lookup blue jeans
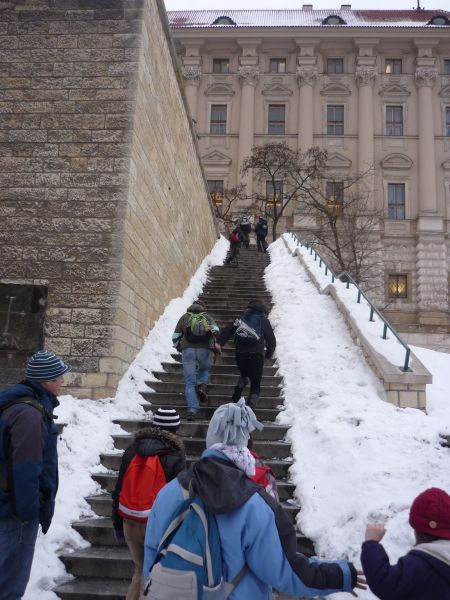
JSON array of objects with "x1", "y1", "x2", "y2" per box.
[
  {"x1": 181, "y1": 347, "x2": 211, "y2": 413},
  {"x1": 0, "y1": 516, "x2": 39, "y2": 599}
]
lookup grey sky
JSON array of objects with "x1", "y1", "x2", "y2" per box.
[{"x1": 164, "y1": 0, "x2": 430, "y2": 11}]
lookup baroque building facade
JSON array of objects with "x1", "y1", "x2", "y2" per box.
[{"x1": 169, "y1": 7, "x2": 450, "y2": 337}]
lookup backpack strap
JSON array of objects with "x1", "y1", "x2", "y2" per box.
[
  {"x1": 1, "y1": 396, "x2": 54, "y2": 422},
  {"x1": 225, "y1": 564, "x2": 250, "y2": 598}
]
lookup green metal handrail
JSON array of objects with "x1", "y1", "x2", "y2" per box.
[{"x1": 287, "y1": 231, "x2": 412, "y2": 372}]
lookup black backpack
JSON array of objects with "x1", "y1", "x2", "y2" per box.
[{"x1": 234, "y1": 311, "x2": 263, "y2": 345}]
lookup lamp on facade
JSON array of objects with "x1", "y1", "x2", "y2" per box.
[
  {"x1": 326, "y1": 193, "x2": 343, "y2": 216},
  {"x1": 211, "y1": 191, "x2": 223, "y2": 207},
  {"x1": 266, "y1": 194, "x2": 282, "y2": 208}
]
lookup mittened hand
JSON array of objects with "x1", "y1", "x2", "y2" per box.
[{"x1": 365, "y1": 523, "x2": 386, "y2": 542}]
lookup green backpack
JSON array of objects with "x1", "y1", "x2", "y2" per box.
[{"x1": 185, "y1": 312, "x2": 213, "y2": 344}]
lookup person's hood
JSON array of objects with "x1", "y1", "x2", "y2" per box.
[
  {"x1": 190, "y1": 449, "x2": 259, "y2": 515},
  {"x1": 187, "y1": 302, "x2": 206, "y2": 314},
  {"x1": 245, "y1": 301, "x2": 267, "y2": 315},
  {"x1": 0, "y1": 381, "x2": 59, "y2": 410},
  {"x1": 412, "y1": 540, "x2": 450, "y2": 584},
  {"x1": 133, "y1": 427, "x2": 184, "y2": 456}
]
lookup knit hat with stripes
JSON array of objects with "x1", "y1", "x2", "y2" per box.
[
  {"x1": 26, "y1": 350, "x2": 72, "y2": 382},
  {"x1": 152, "y1": 408, "x2": 181, "y2": 430}
]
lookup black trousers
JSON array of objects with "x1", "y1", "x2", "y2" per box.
[
  {"x1": 225, "y1": 243, "x2": 240, "y2": 264},
  {"x1": 256, "y1": 236, "x2": 267, "y2": 252},
  {"x1": 232, "y1": 352, "x2": 264, "y2": 402}
]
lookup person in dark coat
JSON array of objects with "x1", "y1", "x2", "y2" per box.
[
  {"x1": 0, "y1": 350, "x2": 71, "y2": 598},
  {"x1": 255, "y1": 216, "x2": 268, "y2": 253},
  {"x1": 225, "y1": 224, "x2": 244, "y2": 266},
  {"x1": 112, "y1": 407, "x2": 186, "y2": 600},
  {"x1": 218, "y1": 299, "x2": 276, "y2": 408},
  {"x1": 239, "y1": 216, "x2": 252, "y2": 249},
  {"x1": 361, "y1": 487, "x2": 450, "y2": 600}
]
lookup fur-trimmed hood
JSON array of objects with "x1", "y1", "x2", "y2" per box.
[{"x1": 133, "y1": 426, "x2": 184, "y2": 457}]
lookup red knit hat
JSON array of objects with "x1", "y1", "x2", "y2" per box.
[{"x1": 409, "y1": 488, "x2": 450, "y2": 540}]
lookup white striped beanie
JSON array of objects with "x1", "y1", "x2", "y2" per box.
[
  {"x1": 152, "y1": 408, "x2": 181, "y2": 430},
  {"x1": 25, "y1": 350, "x2": 72, "y2": 382}
]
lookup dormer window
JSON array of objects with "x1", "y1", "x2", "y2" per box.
[
  {"x1": 212, "y1": 16, "x2": 236, "y2": 25},
  {"x1": 427, "y1": 15, "x2": 450, "y2": 26},
  {"x1": 322, "y1": 15, "x2": 346, "y2": 25}
]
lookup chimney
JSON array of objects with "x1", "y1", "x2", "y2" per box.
[
  {"x1": 302, "y1": 4, "x2": 313, "y2": 10},
  {"x1": 340, "y1": 4, "x2": 351, "y2": 8}
]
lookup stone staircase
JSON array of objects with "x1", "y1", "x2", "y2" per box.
[{"x1": 54, "y1": 246, "x2": 314, "y2": 599}]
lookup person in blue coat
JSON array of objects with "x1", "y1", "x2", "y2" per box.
[
  {"x1": 0, "y1": 350, "x2": 71, "y2": 599},
  {"x1": 144, "y1": 400, "x2": 364, "y2": 599},
  {"x1": 361, "y1": 487, "x2": 450, "y2": 600}
]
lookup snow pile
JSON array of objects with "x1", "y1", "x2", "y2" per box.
[{"x1": 265, "y1": 237, "x2": 450, "y2": 599}]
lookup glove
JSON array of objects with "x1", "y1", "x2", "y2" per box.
[
  {"x1": 39, "y1": 499, "x2": 55, "y2": 534},
  {"x1": 114, "y1": 529, "x2": 125, "y2": 544}
]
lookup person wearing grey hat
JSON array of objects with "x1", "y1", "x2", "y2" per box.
[
  {"x1": 0, "y1": 350, "x2": 71, "y2": 598},
  {"x1": 112, "y1": 408, "x2": 185, "y2": 600},
  {"x1": 144, "y1": 399, "x2": 363, "y2": 599}
]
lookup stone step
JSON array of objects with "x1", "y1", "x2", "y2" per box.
[
  {"x1": 199, "y1": 292, "x2": 272, "y2": 300},
  {"x1": 141, "y1": 392, "x2": 285, "y2": 409},
  {"x1": 151, "y1": 371, "x2": 282, "y2": 386},
  {"x1": 169, "y1": 353, "x2": 277, "y2": 367},
  {"x1": 91, "y1": 472, "x2": 296, "y2": 502},
  {"x1": 161, "y1": 361, "x2": 278, "y2": 376},
  {"x1": 54, "y1": 577, "x2": 130, "y2": 600},
  {"x1": 141, "y1": 402, "x2": 283, "y2": 422},
  {"x1": 60, "y1": 546, "x2": 134, "y2": 580},
  {"x1": 144, "y1": 381, "x2": 282, "y2": 397},
  {"x1": 100, "y1": 454, "x2": 292, "y2": 479},
  {"x1": 113, "y1": 418, "x2": 288, "y2": 440},
  {"x1": 112, "y1": 435, "x2": 291, "y2": 459}
]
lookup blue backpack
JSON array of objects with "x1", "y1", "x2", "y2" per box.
[
  {"x1": 234, "y1": 311, "x2": 263, "y2": 345},
  {"x1": 144, "y1": 494, "x2": 247, "y2": 599}
]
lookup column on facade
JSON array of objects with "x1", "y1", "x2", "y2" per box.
[
  {"x1": 415, "y1": 66, "x2": 438, "y2": 215},
  {"x1": 296, "y1": 67, "x2": 317, "y2": 151},
  {"x1": 180, "y1": 42, "x2": 203, "y2": 123},
  {"x1": 237, "y1": 65, "x2": 259, "y2": 193},
  {"x1": 355, "y1": 65, "x2": 377, "y2": 209}
]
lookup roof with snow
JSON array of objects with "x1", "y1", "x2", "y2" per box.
[{"x1": 168, "y1": 9, "x2": 450, "y2": 29}]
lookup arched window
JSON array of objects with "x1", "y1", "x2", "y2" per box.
[
  {"x1": 322, "y1": 14, "x2": 346, "y2": 25},
  {"x1": 212, "y1": 16, "x2": 236, "y2": 25},
  {"x1": 427, "y1": 15, "x2": 450, "y2": 26}
]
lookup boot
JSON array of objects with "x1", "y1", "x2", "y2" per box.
[
  {"x1": 247, "y1": 394, "x2": 259, "y2": 410},
  {"x1": 197, "y1": 384, "x2": 208, "y2": 405}
]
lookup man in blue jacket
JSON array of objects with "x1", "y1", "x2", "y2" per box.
[
  {"x1": 144, "y1": 400, "x2": 364, "y2": 599},
  {"x1": 0, "y1": 350, "x2": 71, "y2": 599}
]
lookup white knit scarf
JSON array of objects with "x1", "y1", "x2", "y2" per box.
[{"x1": 210, "y1": 443, "x2": 256, "y2": 477}]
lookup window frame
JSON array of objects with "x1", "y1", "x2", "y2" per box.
[
  {"x1": 327, "y1": 104, "x2": 344, "y2": 136},
  {"x1": 446, "y1": 107, "x2": 450, "y2": 137},
  {"x1": 385, "y1": 58, "x2": 402, "y2": 74},
  {"x1": 207, "y1": 180, "x2": 225, "y2": 212},
  {"x1": 269, "y1": 58, "x2": 287, "y2": 74},
  {"x1": 327, "y1": 57, "x2": 344, "y2": 74},
  {"x1": 445, "y1": 59, "x2": 450, "y2": 75},
  {"x1": 387, "y1": 182, "x2": 406, "y2": 220},
  {"x1": 385, "y1": 105, "x2": 404, "y2": 137},
  {"x1": 212, "y1": 58, "x2": 230, "y2": 74},
  {"x1": 209, "y1": 104, "x2": 227, "y2": 135},
  {"x1": 387, "y1": 274, "x2": 408, "y2": 299},
  {"x1": 268, "y1": 104, "x2": 286, "y2": 135},
  {"x1": 326, "y1": 181, "x2": 344, "y2": 209}
]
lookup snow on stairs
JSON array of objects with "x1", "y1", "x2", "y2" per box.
[{"x1": 54, "y1": 246, "x2": 314, "y2": 600}]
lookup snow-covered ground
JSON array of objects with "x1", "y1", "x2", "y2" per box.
[{"x1": 24, "y1": 232, "x2": 450, "y2": 598}]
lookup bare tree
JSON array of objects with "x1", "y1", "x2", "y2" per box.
[
  {"x1": 241, "y1": 143, "x2": 327, "y2": 240},
  {"x1": 211, "y1": 183, "x2": 262, "y2": 235}
]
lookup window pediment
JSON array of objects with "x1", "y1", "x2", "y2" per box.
[
  {"x1": 442, "y1": 158, "x2": 450, "y2": 170},
  {"x1": 205, "y1": 82, "x2": 235, "y2": 97},
  {"x1": 262, "y1": 83, "x2": 293, "y2": 98},
  {"x1": 320, "y1": 81, "x2": 351, "y2": 97},
  {"x1": 381, "y1": 153, "x2": 413, "y2": 170},
  {"x1": 201, "y1": 150, "x2": 232, "y2": 166},
  {"x1": 326, "y1": 152, "x2": 352, "y2": 169},
  {"x1": 379, "y1": 83, "x2": 410, "y2": 98},
  {"x1": 439, "y1": 84, "x2": 450, "y2": 99}
]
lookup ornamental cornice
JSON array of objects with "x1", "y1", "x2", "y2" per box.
[
  {"x1": 355, "y1": 66, "x2": 377, "y2": 87},
  {"x1": 238, "y1": 66, "x2": 260, "y2": 86},
  {"x1": 296, "y1": 67, "x2": 318, "y2": 87},
  {"x1": 414, "y1": 67, "x2": 437, "y2": 88},
  {"x1": 181, "y1": 65, "x2": 202, "y2": 85}
]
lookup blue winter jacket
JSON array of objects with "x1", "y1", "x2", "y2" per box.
[
  {"x1": 361, "y1": 539, "x2": 450, "y2": 600},
  {"x1": 144, "y1": 449, "x2": 356, "y2": 599},
  {"x1": 0, "y1": 380, "x2": 59, "y2": 533}
]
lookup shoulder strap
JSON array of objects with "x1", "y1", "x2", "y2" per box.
[{"x1": 0, "y1": 396, "x2": 53, "y2": 422}]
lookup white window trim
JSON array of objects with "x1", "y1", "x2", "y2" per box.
[
  {"x1": 265, "y1": 101, "x2": 288, "y2": 136},
  {"x1": 207, "y1": 101, "x2": 231, "y2": 135},
  {"x1": 384, "y1": 179, "x2": 409, "y2": 220},
  {"x1": 324, "y1": 102, "x2": 346, "y2": 136},
  {"x1": 382, "y1": 102, "x2": 407, "y2": 137}
]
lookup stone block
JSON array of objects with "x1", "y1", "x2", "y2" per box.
[
  {"x1": 399, "y1": 391, "x2": 420, "y2": 408},
  {"x1": 46, "y1": 337, "x2": 72, "y2": 355},
  {"x1": 71, "y1": 338, "x2": 94, "y2": 356},
  {"x1": 386, "y1": 390, "x2": 399, "y2": 406},
  {"x1": 99, "y1": 357, "x2": 122, "y2": 374}
]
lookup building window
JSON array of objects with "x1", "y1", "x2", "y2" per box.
[
  {"x1": 207, "y1": 180, "x2": 224, "y2": 212},
  {"x1": 268, "y1": 104, "x2": 286, "y2": 135},
  {"x1": 388, "y1": 274, "x2": 408, "y2": 299},
  {"x1": 386, "y1": 105, "x2": 403, "y2": 136},
  {"x1": 210, "y1": 104, "x2": 227, "y2": 134},
  {"x1": 326, "y1": 181, "x2": 344, "y2": 213},
  {"x1": 446, "y1": 107, "x2": 450, "y2": 137},
  {"x1": 212, "y1": 16, "x2": 236, "y2": 25},
  {"x1": 322, "y1": 15, "x2": 346, "y2": 25},
  {"x1": 387, "y1": 183, "x2": 405, "y2": 219},
  {"x1": 266, "y1": 180, "x2": 283, "y2": 203},
  {"x1": 327, "y1": 58, "x2": 344, "y2": 74},
  {"x1": 327, "y1": 105, "x2": 344, "y2": 136},
  {"x1": 385, "y1": 59, "x2": 402, "y2": 74},
  {"x1": 213, "y1": 58, "x2": 229, "y2": 73},
  {"x1": 269, "y1": 58, "x2": 286, "y2": 73},
  {"x1": 445, "y1": 60, "x2": 450, "y2": 75}
]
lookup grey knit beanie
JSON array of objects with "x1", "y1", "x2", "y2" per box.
[{"x1": 206, "y1": 398, "x2": 264, "y2": 448}]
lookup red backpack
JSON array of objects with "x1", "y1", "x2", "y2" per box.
[
  {"x1": 249, "y1": 451, "x2": 279, "y2": 502},
  {"x1": 118, "y1": 455, "x2": 167, "y2": 522},
  {"x1": 229, "y1": 232, "x2": 240, "y2": 243}
]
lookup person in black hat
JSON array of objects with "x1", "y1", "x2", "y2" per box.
[
  {"x1": 0, "y1": 350, "x2": 71, "y2": 598},
  {"x1": 112, "y1": 408, "x2": 185, "y2": 600}
]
